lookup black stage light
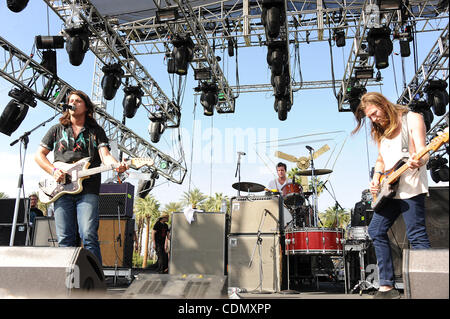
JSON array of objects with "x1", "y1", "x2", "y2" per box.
[
  {"x1": 35, "y1": 35, "x2": 65, "y2": 50},
  {"x1": 355, "y1": 67, "x2": 374, "y2": 79},
  {"x1": 261, "y1": 0, "x2": 285, "y2": 39},
  {"x1": 409, "y1": 100, "x2": 434, "y2": 131},
  {"x1": 137, "y1": 170, "x2": 159, "y2": 199},
  {"x1": 101, "y1": 63, "x2": 124, "y2": 100},
  {"x1": 40, "y1": 50, "x2": 58, "y2": 75},
  {"x1": 64, "y1": 25, "x2": 90, "y2": 66},
  {"x1": 228, "y1": 38, "x2": 235, "y2": 57},
  {"x1": 200, "y1": 82, "x2": 218, "y2": 116},
  {"x1": 148, "y1": 111, "x2": 166, "y2": 143},
  {"x1": 267, "y1": 41, "x2": 287, "y2": 76},
  {"x1": 428, "y1": 156, "x2": 449, "y2": 183},
  {"x1": 171, "y1": 35, "x2": 194, "y2": 76},
  {"x1": 123, "y1": 86, "x2": 144, "y2": 119},
  {"x1": 156, "y1": 7, "x2": 179, "y2": 23},
  {"x1": 0, "y1": 88, "x2": 36, "y2": 136},
  {"x1": 367, "y1": 26, "x2": 393, "y2": 69},
  {"x1": 271, "y1": 70, "x2": 290, "y2": 96},
  {"x1": 7, "y1": 0, "x2": 29, "y2": 13},
  {"x1": 194, "y1": 68, "x2": 212, "y2": 81},
  {"x1": 347, "y1": 85, "x2": 367, "y2": 113},
  {"x1": 274, "y1": 95, "x2": 291, "y2": 121},
  {"x1": 377, "y1": 0, "x2": 402, "y2": 10},
  {"x1": 334, "y1": 29, "x2": 346, "y2": 47},
  {"x1": 425, "y1": 79, "x2": 449, "y2": 116}
]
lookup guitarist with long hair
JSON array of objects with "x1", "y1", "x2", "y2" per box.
[
  {"x1": 35, "y1": 90, "x2": 128, "y2": 265},
  {"x1": 352, "y1": 92, "x2": 431, "y2": 299}
]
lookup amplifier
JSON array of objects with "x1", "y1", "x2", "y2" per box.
[
  {"x1": 230, "y1": 195, "x2": 283, "y2": 234},
  {"x1": 0, "y1": 224, "x2": 28, "y2": 246},
  {"x1": 0, "y1": 198, "x2": 30, "y2": 224},
  {"x1": 98, "y1": 217, "x2": 135, "y2": 268},
  {"x1": 99, "y1": 182, "x2": 134, "y2": 217},
  {"x1": 33, "y1": 217, "x2": 58, "y2": 247}
]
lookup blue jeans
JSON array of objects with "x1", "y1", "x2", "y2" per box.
[
  {"x1": 54, "y1": 193, "x2": 102, "y2": 265},
  {"x1": 368, "y1": 193, "x2": 430, "y2": 286}
]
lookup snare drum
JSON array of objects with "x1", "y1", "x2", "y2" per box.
[
  {"x1": 285, "y1": 227, "x2": 344, "y2": 255},
  {"x1": 281, "y1": 183, "x2": 304, "y2": 207}
]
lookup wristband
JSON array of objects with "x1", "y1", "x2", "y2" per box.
[
  {"x1": 52, "y1": 167, "x2": 58, "y2": 174},
  {"x1": 375, "y1": 171, "x2": 384, "y2": 175}
]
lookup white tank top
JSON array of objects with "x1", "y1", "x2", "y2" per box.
[{"x1": 379, "y1": 112, "x2": 428, "y2": 199}]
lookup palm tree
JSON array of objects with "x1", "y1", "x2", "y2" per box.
[
  {"x1": 319, "y1": 205, "x2": 350, "y2": 228},
  {"x1": 163, "y1": 202, "x2": 183, "y2": 214},
  {"x1": 200, "y1": 193, "x2": 229, "y2": 212},
  {"x1": 181, "y1": 188, "x2": 207, "y2": 209},
  {"x1": 134, "y1": 208, "x2": 146, "y2": 255},
  {"x1": 0, "y1": 192, "x2": 8, "y2": 199},
  {"x1": 134, "y1": 194, "x2": 160, "y2": 268}
]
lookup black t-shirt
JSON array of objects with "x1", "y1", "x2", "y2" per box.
[
  {"x1": 40, "y1": 122, "x2": 110, "y2": 195},
  {"x1": 153, "y1": 220, "x2": 169, "y2": 246}
]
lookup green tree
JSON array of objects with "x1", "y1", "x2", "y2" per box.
[
  {"x1": 200, "y1": 192, "x2": 229, "y2": 212},
  {"x1": 319, "y1": 205, "x2": 350, "y2": 228},
  {"x1": 163, "y1": 201, "x2": 183, "y2": 214},
  {"x1": 134, "y1": 194, "x2": 160, "y2": 268},
  {"x1": 0, "y1": 192, "x2": 9, "y2": 199},
  {"x1": 181, "y1": 188, "x2": 207, "y2": 209}
]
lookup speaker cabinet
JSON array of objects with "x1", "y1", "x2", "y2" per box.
[
  {"x1": 0, "y1": 198, "x2": 29, "y2": 224},
  {"x1": 230, "y1": 196, "x2": 282, "y2": 234},
  {"x1": 99, "y1": 182, "x2": 134, "y2": 217},
  {"x1": 169, "y1": 212, "x2": 226, "y2": 276},
  {"x1": 122, "y1": 273, "x2": 227, "y2": 299},
  {"x1": 98, "y1": 217, "x2": 135, "y2": 268},
  {"x1": 0, "y1": 224, "x2": 28, "y2": 246},
  {"x1": 227, "y1": 233, "x2": 282, "y2": 292},
  {"x1": 403, "y1": 249, "x2": 449, "y2": 299},
  {"x1": 33, "y1": 217, "x2": 58, "y2": 247},
  {"x1": 0, "y1": 247, "x2": 106, "y2": 298},
  {"x1": 388, "y1": 186, "x2": 449, "y2": 280}
]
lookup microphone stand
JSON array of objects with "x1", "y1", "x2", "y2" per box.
[
  {"x1": 9, "y1": 109, "x2": 64, "y2": 246},
  {"x1": 306, "y1": 147, "x2": 319, "y2": 227},
  {"x1": 234, "y1": 153, "x2": 243, "y2": 197}
]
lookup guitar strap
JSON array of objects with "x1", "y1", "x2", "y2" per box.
[{"x1": 401, "y1": 112, "x2": 409, "y2": 157}]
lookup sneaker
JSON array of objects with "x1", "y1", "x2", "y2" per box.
[{"x1": 372, "y1": 289, "x2": 401, "y2": 299}]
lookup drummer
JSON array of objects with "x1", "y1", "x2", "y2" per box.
[{"x1": 266, "y1": 162, "x2": 293, "y2": 227}]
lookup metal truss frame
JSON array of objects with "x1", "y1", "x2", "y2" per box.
[{"x1": 0, "y1": 35, "x2": 187, "y2": 184}]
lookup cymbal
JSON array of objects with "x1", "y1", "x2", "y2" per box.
[
  {"x1": 232, "y1": 182, "x2": 266, "y2": 193},
  {"x1": 296, "y1": 169, "x2": 333, "y2": 176}
]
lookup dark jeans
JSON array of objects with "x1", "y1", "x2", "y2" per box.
[
  {"x1": 155, "y1": 244, "x2": 168, "y2": 272},
  {"x1": 368, "y1": 193, "x2": 430, "y2": 286}
]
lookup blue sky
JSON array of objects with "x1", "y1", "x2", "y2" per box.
[{"x1": 0, "y1": 1, "x2": 448, "y2": 213}]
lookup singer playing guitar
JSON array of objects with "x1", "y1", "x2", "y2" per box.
[
  {"x1": 352, "y1": 92, "x2": 431, "y2": 299},
  {"x1": 35, "y1": 90, "x2": 128, "y2": 264}
]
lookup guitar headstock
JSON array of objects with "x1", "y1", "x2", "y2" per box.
[
  {"x1": 428, "y1": 127, "x2": 449, "y2": 152},
  {"x1": 129, "y1": 158, "x2": 155, "y2": 169}
]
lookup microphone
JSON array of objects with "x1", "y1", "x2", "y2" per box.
[
  {"x1": 305, "y1": 145, "x2": 314, "y2": 152},
  {"x1": 238, "y1": 151, "x2": 246, "y2": 156},
  {"x1": 60, "y1": 103, "x2": 76, "y2": 111}
]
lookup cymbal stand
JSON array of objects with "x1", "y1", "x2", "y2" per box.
[{"x1": 306, "y1": 147, "x2": 319, "y2": 227}]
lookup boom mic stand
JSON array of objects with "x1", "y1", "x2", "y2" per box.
[
  {"x1": 234, "y1": 152, "x2": 244, "y2": 197},
  {"x1": 306, "y1": 146, "x2": 319, "y2": 227},
  {"x1": 9, "y1": 108, "x2": 65, "y2": 246}
]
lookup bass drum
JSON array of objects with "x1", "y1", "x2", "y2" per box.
[{"x1": 285, "y1": 227, "x2": 344, "y2": 255}]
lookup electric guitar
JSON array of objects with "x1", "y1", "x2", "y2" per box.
[
  {"x1": 372, "y1": 127, "x2": 449, "y2": 212},
  {"x1": 38, "y1": 157, "x2": 154, "y2": 204}
]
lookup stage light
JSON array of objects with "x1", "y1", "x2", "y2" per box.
[
  {"x1": 7, "y1": 0, "x2": 29, "y2": 13},
  {"x1": 64, "y1": 25, "x2": 90, "y2": 66},
  {"x1": 424, "y1": 79, "x2": 449, "y2": 116},
  {"x1": 194, "y1": 68, "x2": 212, "y2": 81},
  {"x1": 354, "y1": 67, "x2": 374, "y2": 79},
  {"x1": 367, "y1": 26, "x2": 393, "y2": 69},
  {"x1": 101, "y1": 63, "x2": 124, "y2": 100},
  {"x1": 334, "y1": 29, "x2": 346, "y2": 47},
  {"x1": 156, "y1": 7, "x2": 179, "y2": 23},
  {"x1": 123, "y1": 86, "x2": 144, "y2": 119},
  {"x1": 271, "y1": 71, "x2": 289, "y2": 96},
  {"x1": 137, "y1": 170, "x2": 159, "y2": 199},
  {"x1": 171, "y1": 35, "x2": 194, "y2": 76},
  {"x1": 261, "y1": 0, "x2": 285, "y2": 39},
  {"x1": 148, "y1": 111, "x2": 166, "y2": 143},
  {"x1": 274, "y1": 95, "x2": 291, "y2": 121},
  {"x1": 377, "y1": 0, "x2": 402, "y2": 10},
  {"x1": 228, "y1": 38, "x2": 235, "y2": 57},
  {"x1": 409, "y1": 100, "x2": 433, "y2": 131},
  {"x1": 427, "y1": 156, "x2": 449, "y2": 183},
  {"x1": 40, "y1": 50, "x2": 58, "y2": 75},
  {"x1": 35, "y1": 36, "x2": 65, "y2": 50},
  {"x1": 347, "y1": 85, "x2": 367, "y2": 113},
  {"x1": 267, "y1": 41, "x2": 287, "y2": 76},
  {"x1": 0, "y1": 88, "x2": 36, "y2": 136},
  {"x1": 200, "y1": 82, "x2": 218, "y2": 116}
]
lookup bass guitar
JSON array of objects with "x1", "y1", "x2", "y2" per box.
[
  {"x1": 38, "y1": 157, "x2": 154, "y2": 204},
  {"x1": 372, "y1": 127, "x2": 448, "y2": 212}
]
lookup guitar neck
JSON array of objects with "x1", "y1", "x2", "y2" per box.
[
  {"x1": 386, "y1": 145, "x2": 430, "y2": 184},
  {"x1": 78, "y1": 163, "x2": 120, "y2": 178}
]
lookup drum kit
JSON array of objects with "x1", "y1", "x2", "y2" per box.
[{"x1": 231, "y1": 167, "x2": 344, "y2": 256}]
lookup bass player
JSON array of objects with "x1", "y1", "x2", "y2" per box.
[
  {"x1": 352, "y1": 92, "x2": 431, "y2": 299},
  {"x1": 35, "y1": 90, "x2": 128, "y2": 264}
]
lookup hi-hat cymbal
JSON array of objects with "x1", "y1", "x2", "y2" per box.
[
  {"x1": 296, "y1": 169, "x2": 333, "y2": 176},
  {"x1": 232, "y1": 182, "x2": 266, "y2": 193}
]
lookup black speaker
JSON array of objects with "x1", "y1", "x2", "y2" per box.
[
  {"x1": 0, "y1": 247, "x2": 106, "y2": 298},
  {"x1": 403, "y1": 248, "x2": 449, "y2": 299},
  {"x1": 99, "y1": 182, "x2": 134, "y2": 217},
  {"x1": 122, "y1": 273, "x2": 227, "y2": 299},
  {"x1": 0, "y1": 198, "x2": 30, "y2": 224},
  {"x1": 0, "y1": 223, "x2": 28, "y2": 246},
  {"x1": 388, "y1": 186, "x2": 449, "y2": 280}
]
